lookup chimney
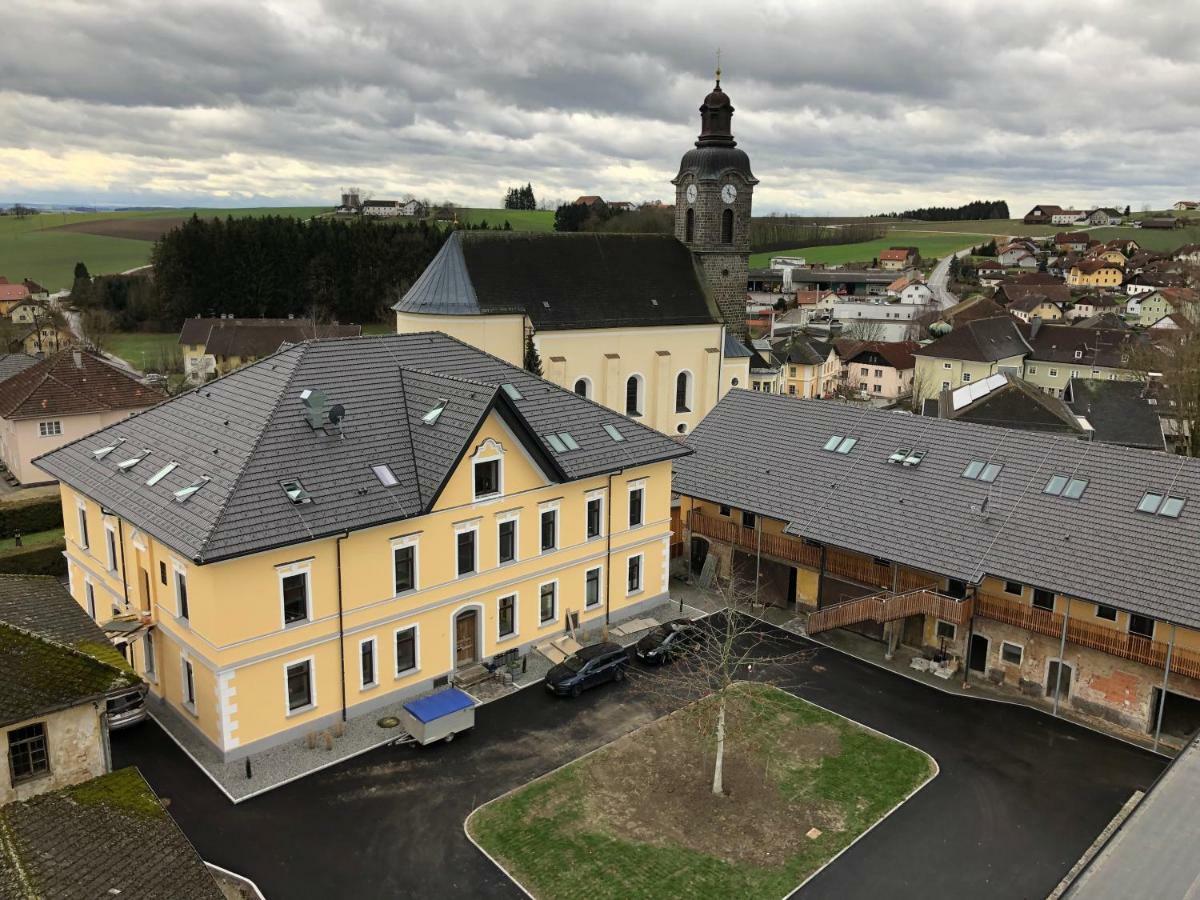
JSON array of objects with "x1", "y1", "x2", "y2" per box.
[
  {"x1": 1029, "y1": 315, "x2": 1042, "y2": 339},
  {"x1": 72, "y1": 350, "x2": 82, "y2": 369}
]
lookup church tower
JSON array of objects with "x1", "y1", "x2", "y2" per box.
[{"x1": 672, "y1": 69, "x2": 758, "y2": 337}]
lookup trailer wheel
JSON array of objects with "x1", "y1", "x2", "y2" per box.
[{"x1": 444, "y1": 732, "x2": 456, "y2": 744}]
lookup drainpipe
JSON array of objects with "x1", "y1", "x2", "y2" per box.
[
  {"x1": 1052, "y1": 598, "x2": 1072, "y2": 717},
  {"x1": 817, "y1": 543, "x2": 827, "y2": 608},
  {"x1": 605, "y1": 472, "x2": 617, "y2": 627},
  {"x1": 1153, "y1": 625, "x2": 1177, "y2": 752},
  {"x1": 110, "y1": 513, "x2": 130, "y2": 612},
  {"x1": 753, "y1": 516, "x2": 762, "y2": 607},
  {"x1": 335, "y1": 531, "x2": 349, "y2": 722},
  {"x1": 960, "y1": 584, "x2": 977, "y2": 688}
]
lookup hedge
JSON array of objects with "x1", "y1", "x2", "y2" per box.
[
  {"x1": 0, "y1": 496, "x2": 63, "y2": 539},
  {"x1": 0, "y1": 544, "x2": 67, "y2": 577}
]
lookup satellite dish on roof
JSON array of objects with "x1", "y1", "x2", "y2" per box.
[{"x1": 328, "y1": 404, "x2": 346, "y2": 425}]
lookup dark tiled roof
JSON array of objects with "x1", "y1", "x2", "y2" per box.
[
  {"x1": 939, "y1": 295, "x2": 1006, "y2": 328},
  {"x1": 0, "y1": 350, "x2": 165, "y2": 420},
  {"x1": 0, "y1": 575, "x2": 131, "y2": 671},
  {"x1": 1015, "y1": 272, "x2": 1065, "y2": 285},
  {"x1": 999, "y1": 283, "x2": 1071, "y2": 306},
  {"x1": 0, "y1": 353, "x2": 39, "y2": 384},
  {"x1": 0, "y1": 768, "x2": 222, "y2": 900},
  {"x1": 938, "y1": 373, "x2": 1082, "y2": 433},
  {"x1": 837, "y1": 340, "x2": 920, "y2": 370},
  {"x1": 1027, "y1": 324, "x2": 1145, "y2": 367},
  {"x1": 912, "y1": 316, "x2": 1029, "y2": 363},
  {"x1": 675, "y1": 390, "x2": 1200, "y2": 628},
  {"x1": 178, "y1": 317, "x2": 305, "y2": 346},
  {"x1": 723, "y1": 333, "x2": 753, "y2": 359},
  {"x1": 771, "y1": 334, "x2": 833, "y2": 366},
  {"x1": 0, "y1": 622, "x2": 137, "y2": 728},
  {"x1": 1066, "y1": 379, "x2": 1165, "y2": 451},
  {"x1": 36, "y1": 333, "x2": 689, "y2": 564},
  {"x1": 395, "y1": 231, "x2": 720, "y2": 330},
  {"x1": 203, "y1": 322, "x2": 361, "y2": 358}
]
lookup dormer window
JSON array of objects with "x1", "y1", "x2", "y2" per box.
[{"x1": 422, "y1": 400, "x2": 447, "y2": 426}]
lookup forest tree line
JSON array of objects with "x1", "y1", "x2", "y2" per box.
[{"x1": 874, "y1": 200, "x2": 1010, "y2": 221}]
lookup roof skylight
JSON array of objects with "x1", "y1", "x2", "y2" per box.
[
  {"x1": 889, "y1": 448, "x2": 910, "y2": 464},
  {"x1": 1139, "y1": 492, "x2": 1186, "y2": 517},
  {"x1": 422, "y1": 399, "x2": 447, "y2": 426},
  {"x1": 604, "y1": 424, "x2": 625, "y2": 442},
  {"x1": 962, "y1": 460, "x2": 1003, "y2": 482},
  {"x1": 282, "y1": 480, "x2": 311, "y2": 504},
  {"x1": 1043, "y1": 475, "x2": 1068, "y2": 496},
  {"x1": 500, "y1": 383, "x2": 523, "y2": 401},
  {"x1": 558, "y1": 432, "x2": 579, "y2": 451},
  {"x1": 901, "y1": 449, "x2": 927, "y2": 467},
  {"x1": 173, "y1": 477, "x2": 209, "y2": 503},
  {"x1": 834, "y1": 437, "x2": 857, "y2": 455},
  {"x1": 116, "y1": 450, "x2": 150, "y2": 471},
  {"x1": 545, "y1": 433, "x2": 567, "y2": 453},
  {"x1": 372, "y1": 464, "x2": 398, "y2": 487},
  {"x1": 1062, "y1": 477, "x2": 1088, "y2": 499},
  {"x1": 145, "y1": 462, "x2": 177, "y2": 486},
  {"x1": 980, "y1": 463, "x2": 1002, "y2": 483},
  {"x1": 1045, "y1": 474, "x2": 1088, "y2": 498},
  {"x1": 823, "y1": 435, "x2": 843, "y2": 451},
  {"x1": 91, "y1": 438, "x2": 126, "y2": 460}
]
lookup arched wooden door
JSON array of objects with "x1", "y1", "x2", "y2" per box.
[{"x1": 455, "y1": 610, "x2": 479, "y2": 667}]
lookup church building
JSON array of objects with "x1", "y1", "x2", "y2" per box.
[{"x1": 393, "y1": 75, "x2": 757, "y2": 437}]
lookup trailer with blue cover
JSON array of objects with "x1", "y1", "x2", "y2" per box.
[{"x1": 398, "y1": 687, "x2": 476, "y2": 745}]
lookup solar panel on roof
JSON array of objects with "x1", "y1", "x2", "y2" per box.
[{"x1": 950, "y1": 387, "x2": 972, "y2": 411}]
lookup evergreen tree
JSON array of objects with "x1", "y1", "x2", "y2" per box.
[{"x1": 523, "y1": 333, "x2": 543, "y2": 376}]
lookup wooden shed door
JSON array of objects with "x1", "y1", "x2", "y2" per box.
[{"x1": 455, "y1": 610, "x2": 478, "y2": 666}]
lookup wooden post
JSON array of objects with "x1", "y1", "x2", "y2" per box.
[
  {"x1": 753, "y1": 516, "x2": 762, "y2": 607},
  {"x1": 1154, "y1": 625, "x2": 1177, "y2": 753},
  {"x1": 1052, "y1": 598, "x2": 1072, "y2": 717},
  {"x1": 817, "y1": 543, "x2": 827, "y2": 609}
]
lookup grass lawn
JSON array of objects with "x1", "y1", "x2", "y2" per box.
[
  {"x1": 361, "y1": 322, "x2": 394, "y2": 335},
  {"x1": 105, "y1": 332, "x2": 179, "y2": 371},
  {"x1": 454, "y1": 208, "x2": 556, "y2": 231},
  {"x1": 1088, "y1": 224, "x2": 1200, "y2": 251},
  {"x1": 468, "y1": 684, "x2": 934, "y2": 900},
  {"x1": 749, "y1": 229, "x2": 984, "y2": 269},
  {"x1": 886, "y1": 219, "x2": 1059, "y2": 237},
  {"x1": 0, "y1": 528, "x2": 64, "y2": 553}
]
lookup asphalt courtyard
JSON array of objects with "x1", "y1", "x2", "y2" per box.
[{"x1": 113, "y1": 622, "x2": 1165, "y2": 899}]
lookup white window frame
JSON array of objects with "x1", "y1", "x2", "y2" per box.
[
  {"x1": 942, "y1": 362, "x2": 952, "y2": 370},
  {"x1": 393, "y1": 623, "x2": 421, "y2": 677},
  {"x1": 471, "y1": 442, "x2": 504, "y2": 501},
  {"x1": 573, "y1": 376, "x2": 592, "y2": 399},
  {"x1": 359, "y1": 637, "x2": 378, "y2": 690},
  {"x1": 497, "y1": 592, "x2": 519, "y2": 641},
  {"x1": 284, "y1": 655, "x2": 317, "y2": 716},
  {"x1": 76, "y1": 502, "x2": 89, "y2": 550},
  {"x1": 391, "y1": 535, "x2": 419, "y2": 595},
  {"x1": 625, "y1": 372, "x2": 645, "y2": 417},
  {"x1": 38, "y1": 420, "x2": 62, "y2": 437},
  {"x1": 538, "y1": 500, "x2": 560, "y2": 555},
  {"x1": 627, "y1": 553, "x2": 644, "y2": 596},
  {"x1": 675, "y1": 369, "x2": 694, "y2": 414},
  {"x1": 585, "y1": 490, "x2": 606, "y2": 541},
  {"x1": 496, "y1": 510, "x2": 520, "y2": 566},
  {"x1": 278, "y1": 561, "x2": 312, "y2": 628},
  {"x1": 454, "y1": 521, "x2": 480, "y2": 577},
  {"x1": 584, "y1": 565, "x2": 603, "y2": 609},
  {"x1": 104, "y1": 524, "x2": 118, "y2": 573},
  {"x1": 1000, "y1": 640, "x2": 1024, "y2": 665},
  {"x1": 935, "y1": 619, "x2": 957, "y2": 641},
  {"x1": 181, "y1": 655, "x2": 197, "y2": 714},
  {"x1": 84, "y1": 579, "x2": 96, "y2": 619},
  {"x1": 627, "y1": 479, "x2": 647, "y2": 529},
  {"x1": 538, "y1": 579, "x2": 558, "y2": 625},
  {"x1": 173, "y1": 563, "x2": 189, "y2": 623}
]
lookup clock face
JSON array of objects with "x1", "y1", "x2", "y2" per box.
[
  {"x1": 686, "y1": 184, "x2": 697, "y2": 204},
  {"x1": 721, "y1": 184, "x2": 737, "y2": 204}
]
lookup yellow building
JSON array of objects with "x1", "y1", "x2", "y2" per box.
[
  {"x1": 36, "y1": 333, "x2": 686, "y2": 760},
  {"x1": 1067, "y1": 260, "x2": 1124, "y2": 288},
  {"x1": 394, "y1": 80, "x2": 757, "y2": 438},
  {"x1": 912, "y1": 316, "x2": 1030, "y2": 406},
  {"x1": 178, "y1": 317, "x2": 361, "y2": 381},
  {"x1": 675, "y1": 390, "x2": 1200, "y2": 745}
]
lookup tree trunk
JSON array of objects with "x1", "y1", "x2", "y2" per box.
[{"x1": 712, "y1": 696, "x2": 726, "y2": 796}]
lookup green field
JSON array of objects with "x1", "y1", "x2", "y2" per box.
[
  {"x1": 453, "y1": 208, "x2": 556, "y2": 231},
  {"x1": 105, "y1": 332, "x2": 180, "y2": 370},
  {"x1": 1089, "y1": 224, "x2": 1200, "y2": 251},
  {"x1": 0, "y1": 207, "x2": 330, "y2": 292},
  {"x1": 749, "y1": 228, "x2": 985, "y2": 268},
  {"x1": 886, "y1": 219, "x2": 1059, "y2": 237}
]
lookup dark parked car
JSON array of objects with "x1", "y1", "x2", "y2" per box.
[
  {"x1": 635, "y1": 619, "x2": 701, "y2": 664},
  {"x1": 545, "y1": 642, "x2": 629, "y2": 697}
]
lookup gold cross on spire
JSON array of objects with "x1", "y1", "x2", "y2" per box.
[{"x1": 715, "y1": 48, "x2": 722, "y2": 85}]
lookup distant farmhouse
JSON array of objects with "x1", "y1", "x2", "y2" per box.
[
  {"x1": 362, "y1": 198, "x2": 427, "y2": 218},
  {"x1": 179, "y1": 316, "x2": 362, "y2": 380}
]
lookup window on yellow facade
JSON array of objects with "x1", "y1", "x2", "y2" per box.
[
  {"x1": 585, "y1": 568, "x2": 602, "y2": 608},
  {"x1": 539, "y1": 583, "x2": 556, "y2": 624},
  {"x1": 540, "y1": 509, "x2": 557, "y2": 552},
  {"x1": 629, "y1": 486, "x2": 644, "y2": 528},
  {"x1": 586, "y1": 497, "x2": 602, "y2": 539},
  {"x1": 456, "y1": 530, "x2": 476, "y2": 576},
  {"x1": 498, "y1": 595, "x2": 516, "y2": 637},
  {"x1": 627, "y1": 555, "x2": 643, "y2": 593},
  {"x1": 394, "y1": 545, "x2": 416, "y2": 593},
  {"x1": 498, "y1": 520, "x2": 516, "y2": 564},
  {"x1": 282, "y1": 572, "x2": 309, "y2": 625},
  {"x1": 286, "y1": 660, "x2": 314, "y2": 712},
  {"x1": 395, "y1": 627, "x2": 418, "y2": 674}
]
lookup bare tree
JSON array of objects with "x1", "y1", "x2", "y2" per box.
[
  {"x1": 630, "y1": 581, "x2": 813, "y2": 796},
  {"x1": 841, "y1": 319, "x2": 886, "y2": 342},
  {"x1": 1128, "y1": 295, "x2": 1200, "y2": 455},
  {"x1": 77, "y1": 308, "x2": 115, "y2": 352},
  {"x1": 910, "y1": 366, "x2": 937, "y2": 412}
]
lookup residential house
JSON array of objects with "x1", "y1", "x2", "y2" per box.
[
  {"x1": 998, "y1": 282, "x2": 1070, "y2": 310},
  {"x1": 399, "y1": 199, "x2": 426, "y2": 217},
  {"x1": 886, "y1": 275, "x2": 933, "y2": 305},
  {"x1": 21, "y1": 279, "x2": 48, "y2": 301},
  {"x1": 608, "y1": 201, "x2": 635, "y2": 212},
  {"x1": 770, "y1": 334, "x2": 839, "y2": 398},
  {"x1": 1097, "y1": 248, "x2": 1128, "y2": 266},
  {"x1": 1173, "y1": 201, "x2": 1199, "y2": 211},
  {"x1": 0, "y1": 575, "x2": 140, "y2": 804},
  {"x1": 878, "y1": 248, "x2": 914, "y2": 271},
  {"x1": 1125, "y1": 288, "x2": 1196, "y2": 327},
  {"x1": 1067, "y1": 259, "x2": 1124, "y2": 288},
  {"x1": 1064, "y1": 379, "x2": 1166, "y2": 451},
  {"x1": 747, "y1": 340, "x2": 782, "y2": 394},
  {"x1": 1084, "y1": 208, "x2": 1123, "y2": 226},
  {"x1": 1075, "y1": 312, "x2": 1130, "y2": 330},
  {"x1": 1055, "y1": 232, "x2": 1092, "y2": 254},
  {"x1": 0, "y1": 350, "x2": 165, "y2": 485},
  {"x1": 1149, "y1": 312, "x2": 1193, "y2": 331},
  {"x1": 10, "y1": 321, "x2": 72, "y2": 357},
  {"x1": 1125, "y1": 272, "x2": 1186, "y2": 296},
  {"x1": 676, "y1": 391, "x2": 1200, "y2": 741},
  {"x1": 573, "y1": 195, "x2": 604, "y2": 207},
  {"x1": 934, "y1": 295, "x2": 1008, "y2": 331},
  {"x1": 1008, "y1": 293, "x2": 1065, "y2": 323},
  {"x1": 36, "y1": 333, "x2": 687, "y2": 762},
  {"x1": 8, "y1": 300, "x2": 42, "y2": 325},
  {"x1": 1067, "y1": 294, "x2": 1125, "y2": 321},
  {"x1": 1052, "y1": 210, "x2": 1086, "y2": 225},
  {"x1": 1023, "y1": 204, "x2": 1066, "y2": 225},
  {"x1": 0, "y1": 768, "x2": 223, "y2": 898},
  {"x1": 362, "y1": 199, "x2": 401, "y2": 217},
  {"x1": 974, "y1": 259, "x2": 1006, "y2": 286},
  {"x1": 835, "y1": 340, "x2": 919, "y2": 402},
  {"x1": 1022, "y1": 323, "x2": 1147, "y2": 397},
  {"x1": 0, "y1": 284, "x2": 30, "y2": 316},
  {"x1": 912, "y1": 316, "x2": 1030, "y2": 405},
  {"x1": 1173, "y1": 244, "x2": 1200, "y2": 264},
  {"x1": 996, "y1": 242, "x2": 1038, "y2": 268},
  {"x1": 178, "y1": 316, "x2": 362, "y2": 380}
]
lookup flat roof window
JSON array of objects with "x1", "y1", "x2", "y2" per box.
[
  {"x1": 823, "y1": 435, "x2": 843, "y2": 451},
  {"x1": 558, "y1": 432, "x2": 580, "y2": 451},
  {"x1": 116, "y1": 450, "x2": 150, "y2": 471},
  {"x1": 372, "y1": 464, "x2": 398, "y2": 487},
  {"x1": 282, "y1": 480, "x2": 311, "y2": 504},
  {"x1": 1138, "y1": 491, "x2": 1164, "y2": 513},
  {"x1": 1062, "y1": 477, "x2": 1088, "y2": 499},
  {"x1": 545, "y1": 433, "x2": 567, "y2": 453},
  {"x1": 962, "y1": 460, "x2": 985, "y2": 479},
  {"x1": 1160, "y1": 496, "x2": 1186, "y2": 518},
  {"x1": 421, "y1": 400, "x2": 447, "y2": 426},
  {"x1": 888, "y1": 447, "x2": 911, "y2": 464},
  {"x1": 500, "y1": 383, "x2": 523, "y2": 401},
  {"x1": 91, "y1": 438, "x2": 126, "y2": 460},
  {"x1": 145, "y1": 462, "x2": 177, "y2": 486},
  {"x1": 604, "y1": 424, "x2": 625, "y2": 442},
  {"x1": 1044, "y1": 474, "x2": 1068, "y2": 496},
  {"x1": 980, "y1": 463, "x2": 1002, "y2": 483},
  {"x1": 173, "y1": 477, "x2": 209, "y2": 503},
  {"x1": 902, "y1": 449, "x2": 927, "y2": 467},
  {"x1": 835, "y1": 437, "x2": 857, "y2": 454}
]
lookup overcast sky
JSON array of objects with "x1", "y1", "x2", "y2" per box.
[{"x1": 2, "y1": 0, "x2": 1198, "y2": 214}]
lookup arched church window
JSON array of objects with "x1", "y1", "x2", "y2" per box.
[
  {"x1": 721, "y1": 208, "x2": 734, "y2": 244},
  {"x1": 685, "y1": 207, "x2": 695, "y2": 243}
]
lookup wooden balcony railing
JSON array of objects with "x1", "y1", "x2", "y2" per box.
[
  {"x1": 976, "y1": 593, "x2": 1200, "y2": 681},
  {"x1": 808, "y1": 588, "x2": 972, "y2": 635}
]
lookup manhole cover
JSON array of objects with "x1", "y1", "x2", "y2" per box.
[{"x1": 377, "y1": 716, "x2": 400, "y2": 729}]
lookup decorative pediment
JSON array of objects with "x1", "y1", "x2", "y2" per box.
[{"x1": 472, "y1": 437, "x2": 505, "y2": 460}]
